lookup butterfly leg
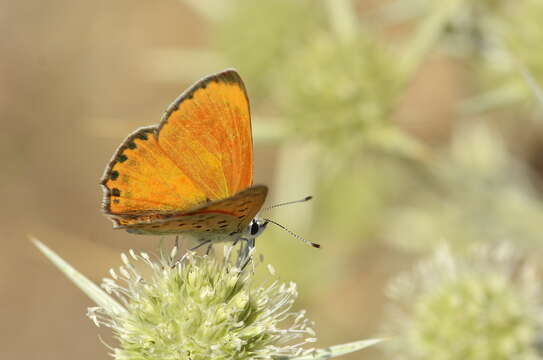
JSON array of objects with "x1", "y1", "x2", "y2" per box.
[
  {"x1": 205, "y1": 242, "x2": 214, "y2": 255},
  {"x1": 175, "y1": 235, "x2": 180, "y2": 250},
  {"x1": 173, "y1": 235, "x2": 181, "y2": 258},
  {"x1": 240, "y1": 238, "x2": 256, "y2": 259},
  {"x1": 237, "y1": 237, "x2": 255, "y2": 270},
  {"x1": 169, "y1": 235, "x2": 184, "y2": 267},
  {"x1": 171, "y1": 239, "x2": 211, "y2": 268},
  {"x1": 189, "y1": 239, "x2": 212, "y2": 252}
]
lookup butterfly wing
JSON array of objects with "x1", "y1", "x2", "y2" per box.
[
  {"x1": 101, "y1": 127, "x2": 208, "y2": 225},
  {"x1": 118, "y1": 185, "x2": 268, "y2": 237},
  {"x1": 101, "y1": 69, "x2": 259, "y2": 233},
  {"x1": 157, "y1": 69, "x2": 253, "y2": 199}
]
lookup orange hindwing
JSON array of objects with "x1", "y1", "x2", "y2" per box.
[{"x1": 118, "y1": 185, "x2": 267, "y2": 236}]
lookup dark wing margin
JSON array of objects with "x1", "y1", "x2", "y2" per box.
[
  {"x1": 100, "y1": 126, "x2": 158, "y2": 216},
  {"x1": 158, "y1": 69, "x2": 250, "y2": 133}
]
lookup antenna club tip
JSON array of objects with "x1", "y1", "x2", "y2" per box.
[
  {"x1": 311, "y1": 242, "x2": 321, "y2": 249},
  {"x1": 305, "y1": 196, "x2": 313, "y2": 201}
]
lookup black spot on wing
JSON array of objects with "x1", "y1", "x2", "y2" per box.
[
  {"x1": 158, "y1": 69, "x2": 247, "y2": 132},
  {"x1": 99, "y1": 125, "x2": 158, "y2": 217},
  {"x1": 136, "y1": 132, "x2": 148, "y2": 140}
]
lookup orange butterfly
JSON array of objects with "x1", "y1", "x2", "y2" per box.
[{"x1": 100, "y1": 69, "x2": 269, "y2": 245}]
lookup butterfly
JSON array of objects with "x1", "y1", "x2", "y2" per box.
[{"x1": 100, "y1": 69, "x2": 270, "y2": 245}]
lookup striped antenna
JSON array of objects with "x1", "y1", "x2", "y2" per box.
[
  {"x1": 262, "y1": 196, "x2": 313, "y2": 212},
  {"x1": 263, "y1": 218, "x2": 321, "y2": 248}
]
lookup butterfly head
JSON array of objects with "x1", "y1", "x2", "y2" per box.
[{"x1": 246, "y1": 217, "x2": 269, "y2": 240}]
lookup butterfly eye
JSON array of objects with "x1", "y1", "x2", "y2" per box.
[{"x1": 250, "y1": 219, "x2": 260, "y2": 235}]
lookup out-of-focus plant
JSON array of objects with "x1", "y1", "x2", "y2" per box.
[
  {"x1": 411, "y1": 0, "x2": 543, "y2": 113},
  {"x1": 205, "y1": 0, "x2": 433, "y2": 263},
  {"x1": 214, "y1": 0, "x2": 434, "y2": 160},
  {"x1": 386, "y1": 123, "x2": 543, "y2": 253},
  {"x1": 502, "y1": 1, "x2": 543, "y2": 85},
  {"x1": 383, "y1": 243, "x2": 543, "y2": 360},
  {"x1": 485, "y1": 0, "x2": 543, "y2": 112},
  {"x1": 311, "y1": 154, "x2": 418, "y2": 248},
  {"x1": 217, "y1": 0, "x2": 324, "y2": 98},
  {"x1": 277, "y1": 33, "x2": 403, "y2": 149},
  {"x1": 380, "y1": 0, "x2": 543, "y2": 115}
]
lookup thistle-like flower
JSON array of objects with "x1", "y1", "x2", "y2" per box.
[
  {"x1": 278, "y1": 33, "x2": 403, "y2": 148},
  {"x1": 383, "y1": 243, "x2": 543, "y2": 360},
  {"x1": 88, "y1": 246, "x2": 316, "y2": 360},
  {"x1": 386, "y1": 123, "x2": 543, "y2": 253}
]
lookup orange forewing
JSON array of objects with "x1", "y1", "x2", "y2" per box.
[
  {"x1": 102, "y1": 127, "x2": 207, "y2": 217},
  {"x1": 158, "y1": 70, "x2": 253, "y2": 199},
  {"x1": 101, "y1": 69, "x2": 262, "y2": 234}
]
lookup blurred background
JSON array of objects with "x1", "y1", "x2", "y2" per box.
[{"x1": 4, "y1": 0, "x2": 543, "y2": 359}]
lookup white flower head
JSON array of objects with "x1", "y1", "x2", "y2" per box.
[
  {"x1": 384, "y1": 243, "x2": 543, "y2": 360},
  {"x1": 88, "y1": 246, "x2": 315, "y2": 360}
]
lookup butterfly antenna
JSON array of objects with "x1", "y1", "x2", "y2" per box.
[
  {"x1": 262, "y1": 196, "x2": 313, "y2": 212},
  {"x1": 263, "y1": 218, "x2": 321, "y2": 248}
]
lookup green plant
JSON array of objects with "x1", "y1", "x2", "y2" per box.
[{"x1": 34, "y1": 239, "x2": 382, "y2": 360}]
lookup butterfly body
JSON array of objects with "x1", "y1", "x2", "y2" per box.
[{"x1": 101, "y1": 70, "x2": 267, "y2": 243}]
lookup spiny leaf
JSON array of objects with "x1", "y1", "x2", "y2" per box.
[
  {"x1": 31, "y1": 237, "x2": 126, "y2": 316},
  {"x1": 278, "y1": 338, "x2": 385, "y2": 360}
]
